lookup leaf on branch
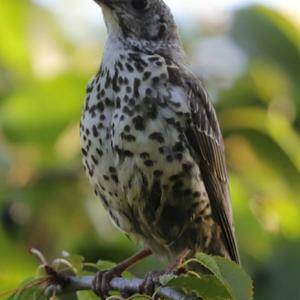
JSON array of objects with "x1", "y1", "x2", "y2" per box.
[
  {"x1": 193, "y1": 253, "x2": 253, "y2": 300},
  {"x1": 214, "y1": 257, "x2": 253, "y2": 300},
  {"x1": 166, "y1": 275, "x2": 232, "y2": 300},
  {"x1": 77, "y1": 290, "x2": 101, "y2": 300}
]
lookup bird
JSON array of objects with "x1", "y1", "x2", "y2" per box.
[{"x1": 80, "y1": 0, "x2": 240, "y2": 297}]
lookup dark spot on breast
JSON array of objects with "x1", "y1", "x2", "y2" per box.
[
  {"x1": 140, "y1": 152, "x2": 150, "y2": 159},
  {"x1": 169, "y1": 174, "x2": 181, "y2": 181},
  {"x1": 123, "y1": 134, "x2": 136, "y2": 142},
  {"x1": 173, "y1": 142, "x2": 184, "y2": 152},
  {"x1": 91, "y1": 155, "x2": 99, "y2": 165},
  {"x1": 166, "y1": 155, "x2": 173, "y2": 162},
  {"x1": 81, "y1": 148, "x2": 88, "y2": 156},
  {"x1": 193, "y1": 192, "x2": 201, "y2": 198},
  {"x1": 92, "y1": 125, "x2": 99, "y2": 138},
  {"x1": 96, "y1": 148, "x2": 103, "y2": 157},
  {"x1": 97, "y1": 102, "x2": 104, "y2": 112},
  {"x1": 126, "y1": 63, "x2": 134, "y2": 72},
  {"x1": 129, "y1": 98, "x2": 136, "y2": 106},
  {"x1": 159, "y1": 147, "x2": 165, "y2": 154},
  {"x1": 116, "y1": 97, "x2": 121, "y2": 108},
  {"x1": 145, "y1": 88, "x2": 152, "y2": 96},
  {"x1": 144, "y1": 160, "x2": 155, "y2": 167},
  {"x1": 176, "y1": 153, "x2": 183, "y2": 160},
  {"x1": 105, "y1": 75, "x2": 111, "y2": 89},
  {"x1": 117, "y1": 61, "x2": 124, "y2": 71},
  {"x1": 132, "y1": 115, "x2": 146, "y2": 131},
  {"x1": 86, "y1": 84, "x2": 93, "y2": 93},
  {"x1": 133, "y1": 78, "x2": 141, "y2": 98},
  {"x1": 167, "y1": 66, "x2": 182, "y2": 86},
  {"x1": 172, "y1": 180, "x2": 183, "y2": 193},
  {"x1": 105, "y1": 98, "x2": 114, "y2": 107},
  {"x1": 99, "y1": 192, "x2": 109, "y2": 207},
  {"x1": 149, "y1": 132, "x2": 165, "y2": 143},
  {"x1": 147, "y1": 104, "x2": 158, "y2": 119},
  {"x1": 143, "y1": 72, "x2": 151, "y2": 81},
  {"x1": 124, "y1": 150, "x2": 134, "y2": 157},
  {"x1": 154, "y1": 170, "x2": 163, "y2": 177},
  {"x1": 134, "y1": 62, "x2": 144, "y2": 72},
  {"x1": 148, "y1": 56, "x2": 159, "y2": 62},
  {"x1": 169, "y1": 100, "x2": 181, "y2": 108},
  {"x1": 112, "y1": 69, "x2": 120, "y2": 92},
  {"x1": 109, "y1": 167, "x2": 116, "y2": 173},
  {"x1": 152, "y1": 76, "x2": 160, "y2": 85},
  {"x1": 111, "y1": 175, "x2": 119, "y2": 183}
]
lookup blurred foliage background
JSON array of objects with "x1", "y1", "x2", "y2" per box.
[{"x1": 0, "y1": 0, "x2": 299, "y2": 299}]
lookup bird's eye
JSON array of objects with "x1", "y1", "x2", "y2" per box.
[{"x1": 131, "y1": 0, "x2": 148, "y2": 10}]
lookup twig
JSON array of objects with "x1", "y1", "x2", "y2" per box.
[{"x1": 45, "y1": 275, "x2": 197, "y2": 300}]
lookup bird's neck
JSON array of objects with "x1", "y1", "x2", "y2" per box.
[{"x1": 104, "y1": 32, "x2": 185, "y2": 64}]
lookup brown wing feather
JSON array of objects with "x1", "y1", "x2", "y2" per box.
[
  {"x1": 188, "y1": 83, "x2": 240, "y2": 264},
  {"x1": 167, "y1": 63, "x2": 240, "y2": 264}
]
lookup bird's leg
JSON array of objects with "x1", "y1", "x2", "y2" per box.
[
  {"x1": 139, "y1": 248, "x2": 190, "y2": 296},
  {"x1": 92, "y1": 249, "x2": 152, "y2": 299},
  {"x1": 165, "y1": 248, "x2": 190, "y2": 274}
]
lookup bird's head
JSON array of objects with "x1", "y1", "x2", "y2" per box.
[{"x1": 94, "y1": 0, "x2": 179, "y2": 45}]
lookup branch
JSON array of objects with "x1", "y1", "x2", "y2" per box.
[{"x1": 45, "y1": 275, "x2": 197, "y2": 300}]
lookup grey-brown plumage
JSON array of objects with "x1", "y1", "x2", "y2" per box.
[{"x1": 80, "y1": 0, "x2": 240, "y2": 265}]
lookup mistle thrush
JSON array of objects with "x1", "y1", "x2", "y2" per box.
[{"x1": 80, "y1": 0, "x2": 240, "y2": 295}]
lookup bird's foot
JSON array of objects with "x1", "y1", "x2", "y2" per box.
[
  {"x1": 139, "y1": 267, "x2": 187, "y2": 297},
  {"x1": 139, "y1": 249, "x2": 190, "y2": 296},
  {"x1": 92, "y1": 268, "x2": 121, "y2": 299},
  {"x1": 92, "y1": 249, "x2": 152, "y2": 299},
  {"x1": 139, "y1": 271, "x2": 162, "y2": 296}
]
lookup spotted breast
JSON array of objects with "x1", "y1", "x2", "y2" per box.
[{"x1": 80, "y1": 34, "x2": 230, "y2": 260}]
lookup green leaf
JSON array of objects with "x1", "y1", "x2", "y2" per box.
[
  {"x1": 77, "y1": 290, "x2": 100, "y2": 300},
  {"x1": 195, "y1": 253, "x2": 253, "y2": 300},
  {"x1": 215, "y1": 257, "x2": 253, "y2": 300},
  {"x1": 167, "y1": 275, "x2": 232, "y2": 300},
  {"x1": 96, "y1": 260, "x2": 116, "y2": 270},
  {"x1": 195, "y1": 253, "x2": 223, "y2": 278}
]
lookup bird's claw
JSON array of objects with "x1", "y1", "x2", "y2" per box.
[
  {"x1": 139, "y1": 271, "x2": 162, "y2": 296},
  {"x1": 92, "y1": 268, "x2": 120, "y2": 299},
  {"x1": 139, "y1": 264, "x2": 187, "y2": 296}
]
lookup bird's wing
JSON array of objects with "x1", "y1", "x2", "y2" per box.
[{"x1": 167, "y1": 64, "x2": 240, "y2": 264}]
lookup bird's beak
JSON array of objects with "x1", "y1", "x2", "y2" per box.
[{"x1": 94, "y1": 0, "x2": 113, "y2": 8}]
